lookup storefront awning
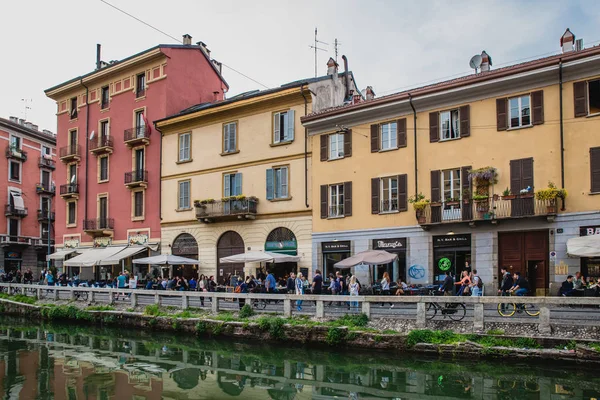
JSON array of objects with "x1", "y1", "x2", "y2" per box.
[
  {"x1": 265, "y1": 240, "x2": 297, "y2": 256},
  {"x1": 47, "y1": 248, "x2": 88, "y2": 261},
  {"x1": 64, "y1": 246, "x2": 127, "y2": 267},
  {"x1": 567, "y1": 235, "x2": 600, "y2": 257},
  {"x1": 99, "y1": 246, "x2": 147, "y2": 266}
]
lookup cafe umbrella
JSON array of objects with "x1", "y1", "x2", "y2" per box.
[
  {"x1": 133, "y1": 254, "x2": 199, "y2": 278},
  {"x1": 334, "y1": 250, "x2": 398, "y2": 284},
  {"x1": 219, "y1": 251, "x2": 300, "y2": 264}
]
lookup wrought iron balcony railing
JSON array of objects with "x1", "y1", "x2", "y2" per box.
[
  {"x1": 89, "y1": 136, "x2": 114, "y2": 154},
  {"x1": 124, "y1": 170, "x2": 148, "y2": 187},
  {"x1": 124, "y1": 126, "x2": 151, "y2": 145},
  {"x1": 59, "y1": 144, "x2": 81, "y2": 161},
  {"x1": 83, "y1": 218, "x2": 114, "y2": 231},
  {"x1": 5, "y1": 145, "x2": 27, "y2": 161},
  {"x1": 4, "y1": 204, "x2": 28, "y2": 217},
  {"x1": 196, "y1": 198, "x2": 258, "y2": 222},
  {"x1": 37, "y1": 209, "x2": 55, "y2": 221},
  {"x1": 38, "y1": 156, "x2": 56, "y2": 169},
  {"x1": 60, "y1": 183, "x2": 79, "y2": 197}
]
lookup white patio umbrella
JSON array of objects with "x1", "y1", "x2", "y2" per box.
[
  {"x1": 567, "y1": 235, "x2": 600, "y2": 257},
  {"x1": 219, "y1": 251, "x2": 300, "y2": 264},
  {"x1": 132, "y1": 254, "x2": 199, "y2": 265},
  {"x1": 334, "y1": 250, "x2": 398, "y2": 268}
]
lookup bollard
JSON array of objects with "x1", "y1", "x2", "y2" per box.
[
  {"x1": 283, "y1": 299, "x2": 292, "y2": 318},
  {"x1": 211, "y1": 296, "x2": 219, "y2": 313},
  {"x1": 538, "y1": 306, "x2": 551, "y2": 335},
  {"x1": 362, "y1": 301, "x2": 371, "y2": 319},
  {"x1": 53, "y1": 287, "x2": 58, "y2": 301},
  {"x1": 70, "y1": 289, "x2": 76, "y2": 301},
  {"x1": 182, "y1": 294, "x2": 189, "y2": 309},
  {"x1": 130, "y1": 293, "x2": 137, "y2": 308},
  {"x1": 473, "y1": 303, "x2": 484, "y2": 331},
  {"x1": 154, "y1": 293, "x2": 160, "y2": 305},
  {"x1": 316, "y1": 300, "x2": 325, "y2": 318},
  {"x1": 108, "y1": 290, "x2": 115, "y2": 305},
  {"x1": 37, "y1": 288, "x2": 42, "y2": 300},
  {"x1": 90, "y1": 291, "x2": 95, "y2": 304},
  {"x1": 416, "y1": 302, "x2": 426, "y2": 328}
]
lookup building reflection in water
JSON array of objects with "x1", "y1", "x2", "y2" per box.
[{"x1": 0, "y1": 324, "x2": 599, "y2": 399}]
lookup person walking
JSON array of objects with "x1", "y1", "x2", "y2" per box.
[
  {"x1": 470, "y1": 269, "x2": 483, "y2": 297},
  {"x1": 455, "y1": 270, "x2": 471, "y2": 296},
  {"x1": 349, "y1": 275, "x2": 360, "y2": 309},
  {"x1": 295, "y1": 272, "x2": 305, "y2": 311},
  {"x1": 441, "y1": 271, "x2": 454, "y2": 296},
  {"x1": 312, "y1": 270, "x2": 323, "y2": 295},
  {"x1": 265, "y1": 270, "x2": 277, "y2": 294},
  {"x1": 236, "y1": 276, "x2": 249, "y2": 309},
  {"x1": 286, "y1": 272, "x2": 296, "y2": 294},
  {"x1": 498, "y1": 267, "x2": 513, "y2": 311},
  {"x1": 380, "y1": 272, "x2": 393, "y2": 307}
]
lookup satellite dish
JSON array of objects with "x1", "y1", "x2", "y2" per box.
[
  {"x1": 89, "y1": 130, "x2": 95, "y2": 140},
  {"x1": 469, "y1": 54, "x2": 482, "y2": 72}
]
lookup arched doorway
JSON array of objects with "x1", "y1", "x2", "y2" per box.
[
  {"x1": 264, "y1": 227, "x2": 298, "y2": 280},
  {"x1": 217, "y1": 231, "x2": 245, "y2": 285},
  {"x1": 172, "y1": 233, "x2": 198, "y2": 279}
]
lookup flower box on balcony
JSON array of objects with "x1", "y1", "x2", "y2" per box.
[
  {"x1": 445, "y1": 201, "x2": 460, "y2": 207},
  {"x1": 502, "y1": 195, "x2": 516, "y2": 200},
  {"x1": 430, "y1": 202, "x2": 442, "y2": 207},
  {"x1": 520, "y1": 194, "x2": 534, "y2": 199}
]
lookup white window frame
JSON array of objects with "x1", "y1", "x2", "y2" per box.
[
  {"x1": 42, "y1": 145, "x2": 51, "y2": 156},
  {"x1": 380, "y1": 122, "x2": 397, "y2": 150},
  {"x1": 329, "y1": 133, "x2": 345, "y2": 160},
  {"x1": 224, "y1": 173, "x2": 242, "y2": 197},
  {"x1": 508, "y1": 95, "x2": 531, "y2": 129},
  {"x1": 380, "y1": 176, "x2": 399, "y2": 212},
  {"x1": 273, "y1": 166, "x2": 289, "y2": 199},
  {"x1": 329, "y1": 184, "x2": 344, "y2": 217},
  {"x1": 178, "y1": 133, "x2": 191, "y2": 162},
  {"x1": 9, "y1": 135, "x2": 21, "y2": 149},
  {"x1": 273, "y1": 111, "x2": 293, "y2": 144},
  {"x1": 441, "y1": 169, "x2": 462, "y2": 221},
  {"x1": 223, "y1": 122, "x2": 237, "y2": 153},
  {"x1": 178, "y1": 181, "x2": 191, "y2": 210},
  {"x1": 439, "y1": 109, "x2": 460, "y2": 140}
]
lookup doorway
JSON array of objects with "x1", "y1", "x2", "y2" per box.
[{"x1": 217, "y1": 231, "x2": 245, "y2": 284}]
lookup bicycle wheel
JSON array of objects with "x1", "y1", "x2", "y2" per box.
[
  {"x1": 523, "y1": 304, "x2": 540, "y2": 317},
  {"x1": 448, "y1": 303, "x2": 466, "y2": 321},
  {"x1": 426, "y1": 303, "x2": 438, "y2": 320},
  {"x1": 497, "y1": 302, "x2": 516, "y2": 317}
]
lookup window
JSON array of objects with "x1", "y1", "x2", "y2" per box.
[
  {"x1": 41, "y1": 223, "x2": 50, "y2": 240},
  {"x1": 266, "y1": 166, "x2": 289, "y2": 200},
  {"x1": 42, "y1": 146, "x2": 51, "y2": 156},
  {"x1": 41, "y1": 170, "x2": 51, "y2": 188},
  {"x1": 329, "y1": 133, "x2": 345, "y2": 160},
  {"x1": 8, "y1": 219, "x2": 19, "y2": 239},
  {"x1": 223, "y1": 122, "x2": 237, "y2": 153},
  {"x1": 273, "y1": 110, "x2": 295, "y2": 144},
  {"x1": 178, "y1": 181, "x2": 191, "y2": 209},
  {"x1": 70, "y1": 97, "x2": 78, "y2": 119},
  {"x1": 69, "y1": 164, "x2": 77, "y2": 184},
  {"x1": 69, "y1": 130, "x2": 77, "y2": 147},
  {"x1": 136, "y1": 73, "x2": 146, "y2": 98},
  {"x1": 589, "y1": 80, "x2": 600, "y2": 115},
  {"x1": 10, "y1": 136, "x2": 20, "y2": 149},
  {"x1": 224, "y1": 173, "x2": 242, "y2": 196},
  {"x1": 509, "y1": 95, "x2": 531, "y2": 128},
  {"x1": 442, "y1": 169, "x2": 461, "y2": 202},
  {"x1": 41, "y1": 197, "x2": 50, "y2": 213},
  {"x1": 590, "y1": 147, "x2": 600, "y2": 193},
  {"x1": 99, "y1": 196, "x2": 108, "y2": 227},
  {"x1": 9, "y1": 161, "x2": 20, "y2": 181},
  {"x1": 134, "y1": 191, "x2": 144, "y2": 217},
  {"x1": 380, "y1": 176, "x2": 399, "y2": 212},
  {"x1": 100, "y1": 120, "x2": 109, "y2": 140},
  {"x1": 440, "y1": 109, "x2": 460, "y2": 140},
  {"x1": 135, "y1": 110, "x2": 146, "y2": 137},
  {"x1": 67, "y1": 202, "x2": 76, "y2": 225},
  {"x1": 329, "y1": 184, "x2": 344, "y2": 217},
  {"x1": 380, "y1": 122, "x2": 397, "y2": 150},
  {"x1": 99, "y1": 156, "x2": 108, "y2": 182},
  {"x1": 178, "y1": 133, "x2": 191, "y2": 162},
  {"x1": 101, "y1": 86, "x2": 109, "y2": 109}
]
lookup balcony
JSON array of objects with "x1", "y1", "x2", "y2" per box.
[
  {"x1": 5, "y1": 145, "x2": 27, "y2": 161},
  {"x1": 37, "y1": 209, "x2": 55, "y2": 222},
  {"x1": 5, "y1": 205, "x2": 28, "y2": 218},
  {"x1": 60, "y1": 183, "x2": 79, "y2": 199},
  {"x1": 89, "y1": 136, "x2": 114, "y2": 155},
  {"x1": 83, "y1": 218, "x2": 114, "y2": 236},
  {"x1": 36, "y1": 183, "x2": 56, "y2": 196},
  {"x1": 417, "y1": 196, "x2": 558, "y2": 228},
  {"x1": 33, "y1": 238, "x2": 55, "y2": 250},
  {"x1": 59, "y1": 145, "x2": 81, "y2": 162},
  {"x1": 38, "y1": 156, "x2": 56, "y2": 170},
  {"x1": 124, "y1": 126, "x2": 151, "y2": 147},
  {"x1": 124, "y1": 170, "x2": 148, "y2": 188},
  {"x1": 195, "y1": 198, "x2": 258, "y2": 223},
  {"x1": 0, "y1": 235, "x2": 32, "y2": 247}
]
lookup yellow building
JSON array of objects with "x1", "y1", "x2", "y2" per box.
[
  {"x1": 157, "y1": 61, "x2": 358, "y2": 282},
  {"x1": 302, "y1": 30, "x2": 600, "y2": 295}
]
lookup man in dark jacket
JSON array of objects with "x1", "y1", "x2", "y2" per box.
[
  {"x1": 560, "y1": 275, "x2": 575, "y2": 296},
  {"x1": 441, "y1": 271, "x2": 454, "y2": 296},
  {"x1": 286, "y1": 273, "x2": 296, "y2": 294},
  {"x1": 498, "y1": 267, "x2": 514, "y2": 311}
]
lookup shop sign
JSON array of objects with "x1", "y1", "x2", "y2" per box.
[
  {"x1": 433, "y1": 234, "x2": 471, "y2": 248},
  {"x1": 64, "y1": 238, "x2": 79, "y2": 249},
  {"x1": 172, "y1": 234, "x2": 198, "y2": 256},
  {"x1": 93, "y1": 237, "x2": 112, "y2": 248},
  {"x1": 438, "y1": 257, "x2": 452, "y2": 271},
  {"x1": 580, "y1": 226, "x2": 600, "y2": 236},
  {"x1": 322, "y1": 241, "x2": 351, "y2": 253},
  {"x1": 6, "y1": 252, "x2": 20, "y2": 259},
  {"x1": 128, "y1": 233, "x2": 149, "y2": 246},
  {"x1": 373, "y1": 238, "x2": 407, "y2": 251}
]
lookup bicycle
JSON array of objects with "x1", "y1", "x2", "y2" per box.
[
  {"x1": 497, "y1": 292, "x2": 540, "y2": 317},
  {"x1": 426, "y1": 301, "x2": 467, "y2": 321}
]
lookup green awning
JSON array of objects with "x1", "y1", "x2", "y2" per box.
[{"x1": 265, "y1": 240, "x2": 297, "y2": 256}]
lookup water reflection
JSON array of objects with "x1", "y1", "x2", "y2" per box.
[{"x1": 0, "y1": 317, "x2": 598, "y2": 399}]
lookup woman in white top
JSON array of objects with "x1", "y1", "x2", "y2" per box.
[
  {"x1": 349, "y1": 275, "x2": 360, "y2": 308},
  {"x1": 380, "y1": 272, "x2": 393, "y2": 307}
]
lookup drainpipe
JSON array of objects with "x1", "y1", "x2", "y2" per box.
[
  {"x1": 154, "y1": 124, "x2": 163, "y2": 221},
  {"x1": 80, "y1": 78, "x2": 90, "y2": 221},
  {"x1": 300, "y1": 85, "x2": 310, "y2": 208},
  {"x1": 341, "y1": 55, "x2": 350, "y2": 100},
  {"x1": 559, "y1": 61, "x2": 566, "y2": 211},
  {"x1": 408, "y1": 93, "x2": 418, "y2": 196}
]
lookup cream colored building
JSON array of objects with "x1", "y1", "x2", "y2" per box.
[{"x1": 157, "y1": 62, "x2": 358, "y2": 282}]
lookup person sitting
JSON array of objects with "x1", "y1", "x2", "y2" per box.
[
  {"x1": 509, "y1": 272, "x2": 529, "y2": 297},
  {"x1": 455, "y1": 271, "x2": 472, "y2": 296},
  {"x1": 559, "y1": 275, "x2": 575, "y2": 296},
  {"x1": 573, "y1": 271, "x2": 586, "y2": 291},
  {"x1": 394, "y1": 278, "x2": 408, "y2": 296}
]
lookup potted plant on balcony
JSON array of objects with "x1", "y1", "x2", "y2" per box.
[
  {"x1": 535, "y1": 181, "x2": 566, "y2": 213},
  {"x1": 409, "y1": 193, "x2": 429, "y2": 224},
  {"x1": 472, "y1": 194, "x2": 489, "y2": 217},
  {"x1": 445, "y1": 196, "x2": 460, "y2": 206},
  {"x1": 501, "y1": 187, "x2": 515, "y2": 200},
  {"x1": 462, "y1": 189, "x2": 471, "y2": 205},
  {"x1": 519, "y1": 187, "x2": 534, "y2": 198}
]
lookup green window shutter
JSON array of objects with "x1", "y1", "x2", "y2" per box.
[
  {"x1": 273, "y1": 113, "x2": 280, "y2": 143},
  {"x1": 234, "y1": 173, "x2": 242, "y2": 196},
  {"x1": 224, "y1": 174, "x2": 231, "y2": 197},
  {"x1": 286, "y1": 109, "x2": 295, "y2": 141},
  {"x1": 266, "y1": 169, "x2": 274, "y2": 200}
]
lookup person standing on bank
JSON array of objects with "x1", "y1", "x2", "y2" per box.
[
  {"x1": 287, "y1": 272, "x2": 296, "y2": 294},
  {"x1": 312, "y1": 270, "x2": 323, "y2": 295},
  {"x1": 470, "y1": 269, "x2": 483, "y2": 297},
  {"x1": 380, "y1": 272, "x2": 393, "y2": 307},
  {"x1": 498, "y1": 267, "x2": 513, "y2": 310},
  {"x1": 349, "y1": 275, "x2": 360, "y2": 309},
  {"x1": 295, "y1": 272, "x2": 305, "y2": 312},
  {"x1": 441, "y1": 271, "x2": 454, "y2": 296}
]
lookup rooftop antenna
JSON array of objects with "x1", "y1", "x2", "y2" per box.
[
  {"x1": 469, "y1": 54, "x2": 482, "y2": 74},
  {"x1": 334, "y1": 38, "x2": 341, "y2": 63},
  {"x1": 309, "y1": 27, "x2": 328, "y2": 77},
  {"x1": 21, "y1": 98, "x2": 32, "y2": 119}
]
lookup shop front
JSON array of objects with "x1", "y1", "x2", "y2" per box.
[
  {"x1": 579, "y1": 226, "x2": 600, "y2": 282},
  {"x1": 264, "y1": 227, "x2": 299, "y2": 279},
  {"x1": 3, "y1": 250, "x2": 22, "y2": 275},
  {"x1": 372, "y1": 238, "x2": 407, "y2": 283},
  {"x1": 322, "y1": 241, "x2": 351, "y2": 279},
  {"x1": 172, "y1": 233, "x2": 199, "y2": 280},
  {"x1": 433, "y1": 234, "x2": 472, "y2": 283}
]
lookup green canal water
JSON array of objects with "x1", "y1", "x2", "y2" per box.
[{"x1": 0, "y1": 317, "x2": 598, "y2": 399}]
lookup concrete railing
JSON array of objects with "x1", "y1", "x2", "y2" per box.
[{"x1": 2, "y1": 282, "x2": 599, "y2": 334}]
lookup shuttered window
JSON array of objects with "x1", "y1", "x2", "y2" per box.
[
  {"x1": 178, "y1": 133, "x2": 191, "y2": 162},
  {"x1": 397, "y1": 119, "x2": 407, "y2": 148},
  {"x1": 378, "y1": 174, "x2": 408, "y2": 213},
  {"x1": 591, "y1": 147, "x2": 600, "y2": 193},
  {"x1": 273, "y1": 110, "x2": 295, "y2": 143},
  {"x1": 134, "y1": 191, "x2": 144, "y2": 217},
  {"x1": 497, "y1": 91, "x2": 543, "y2": 129},
  {"x1": 440, "y1": 109, "x2": 460, "y2": 140},
  {"x1": 178, "y1": 181, "x2": 190, "y2": 209},
  {"x1": 574, "y1": 81, "x2": 588, "y2": 117},
  {"x1": 429, "y1": 112, "x2": 439, "y2": 142},
  {"x1": 509, "y1": 95, "x2": 531, "y2": 128},
  {"x1": 380, "y1": 122, "x2": 397, "y2": 150},
  {"x1": 509, "y1": 158, "x2": 534, "y2": 194},
  {"x1": 266, "y1": 167, "x2": 288, "y2": 199},
  {"x1": 322, "y1": 130, "x2": 352, "y2": 161},
  {"x1": 223, "y1": 122, "x2": 237, "y2": 153},
  {"x1": 224, "y1": 173, "x2": 242, "y2": 196},
  {"x1": 329, "y1": 133, "x2": 345, "y2": 160},
  {"x1": 329, "y1": 184, "x2": 344, "y2": 217}
]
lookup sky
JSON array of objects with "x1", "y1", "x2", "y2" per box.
[{"x1": 1, "y1": 0, "x2": 599, "y2": 132}]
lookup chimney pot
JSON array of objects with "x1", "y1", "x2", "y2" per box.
[
  {"x1": 32, "y1": 124, "x2": 38, "y2": 131},
  {"x1": 561, "y1": 28, "x2": 575, "y2": 53},
  {"x1": 211, "y1": 59, "x2": 222, "y2": 75},
  {"x1": 365, "y1": 86, "x2": 375, "y2": 101},
  {"x1": 18, "y1": 118, "x2": 25, "y2": 125},
  {"x1": 183, "y1": 34, "x2": 192, "y2": 45},
  {"x1": 9, "y1": 116, "x2": 18, "y2": 123},
  {"x1": 196, "y1": 41, "x2": 210, "y2": 57},
  {"x1": 575, "y1": 38, "x2": 584, "y2": 51},
  {"x1": 326, "y1": 57, "x2": 339, "y2": 76}
]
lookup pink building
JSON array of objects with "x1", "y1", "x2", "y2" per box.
[
  {"x1": 45, "y1": 35, "x2": 228, "y2": 279},
  {"x1": 0, "y1": 117, "x2": 56, "y2": 277}
]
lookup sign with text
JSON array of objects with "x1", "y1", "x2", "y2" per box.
[
  {"x1": 433, "y1": 234, "x2": 471, "y2": 248},
  {"x1": 128, "y1": 233, "x2": 149, "y2": 246},
  {"x1": 64, "y1": 238, "x2": 80, "y2": 249},
  {"x1": 93, "y1": 237, "x2": 112, "y2": 248},
  {"x1": 373, "y1": 238, "x2": 407, "y2": 252},
  {"x1": 322, "y1": 241, "x2": 351, "y2": 253},
  {"x1": 580, "y1": 226, "x2": 600, "y2": 236}
]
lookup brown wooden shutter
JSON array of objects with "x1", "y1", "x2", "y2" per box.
[
  {"x1": 461, "y1": 166, "x2": 472, "y2": 221},
  {"x1": 496, "y1": 98, "x2": 508, "y2": 131},
  {"x1": 429, "y1": 112, "x2": 439, "y2": 142},
  {"x1": 397, "y1": 118, "x2": 407, "y2": 148},
  {"x1": 370, "y1": 124, "x2": 379, "y2": 152},
  {"x1": 459, "y1": 105, "x2": 470, "y2": 137},
  {"x1": 344, "y1": 129, "x2": 352, "y2": 157},
  {"x1": 531, "y1": 90, "x2": 544, "y2": 125},
  {"x1": 320, "y1": 135, "x2": 328, "y2": 161},
  {"x1": 430, "y1": 170, "x2": 441, "y2": 223},
  {"x1": 509, "y1": 159, "x2": 522, "y2": 195},
  {"x1": 344, "y1": 181, "x2": 352, "y2": 216},
  {"x1": 591, "y1": 147, "x2": 600, "y2": 193},
  {"x1": 320, "y1": 185, "x2": 328, "y2": 219},
  {"x1": 371, "y1": 178, "x2": 380, "y2": 214},
  {"x1": 398, "y1": 174, "x2": 408, "y2": 211},
  {"x1": 574, "y1": 81, "x2": 588, "y2": 117},
  {"x1": 522, "y1": 157, "x2": 534, "y2": 190}
]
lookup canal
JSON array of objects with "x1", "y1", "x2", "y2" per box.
[{"x1": 0, "y1": 317, "x2": 598, "y2": 399}]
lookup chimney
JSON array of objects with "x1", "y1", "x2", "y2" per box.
[
  {"x1": 182, "y1": 34, "x2": 192, "y2": 45},
  {"x1": 480, "y1": 50, "x2": 492, "y2": 72},
  {"x1": 326, "y1": 57, "x2": 338, "y2": 76},
  {"x1": 31, "y1": 124, "x2": 38, "y2": 131},
  {"x1": 96, "y1": 44, "x2": 102, "y2": 70},
  {"x1": 18, "y1": 118, "x2": 25, "y2": 125},
  {"x1": 561, "y1": 28, "x2": 575, "y2": 53},
  {"x1": 196, "y1": 41, "x2": 210, "y2": 57},
  {"x1": 43, "y1": 129, "x2": 54, "y2": 136},
  {"x1": 211, "y1": 59, "x2": 222, "y2": 75},
  {"x1": 24, "y1": 122, "x2": 32, "y2": 129},
  {"x1": 365, "y1": 86, "x2": 375, "y2": 101},
  {"x1": 9, "y1": 116, "x2": 18, "y2": 123},
  {"x1": 576, "y1": 38, "x2": 584, "y2": 51}
]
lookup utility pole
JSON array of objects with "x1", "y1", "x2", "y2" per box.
[
  {"x1": 309, "y1": 27, "x2": 328, "y2": 77},
  {"x1": 21, "y1": 98, "x2": 32, "y2": 119},
  {"x1": 334, "y1": 38, "x2": 341, "y2": 64}
]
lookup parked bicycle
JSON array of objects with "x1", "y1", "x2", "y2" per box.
[
  {"x1": 425, "y1": 290, "x2": 466, "y2": 321},
  {"x1": 497, "y1": 293, "x2": 540, "y2": 317}
]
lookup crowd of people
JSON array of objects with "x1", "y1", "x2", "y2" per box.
[{"x1": 559, "y1": 271, "x2": 599, "y2": 296}]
